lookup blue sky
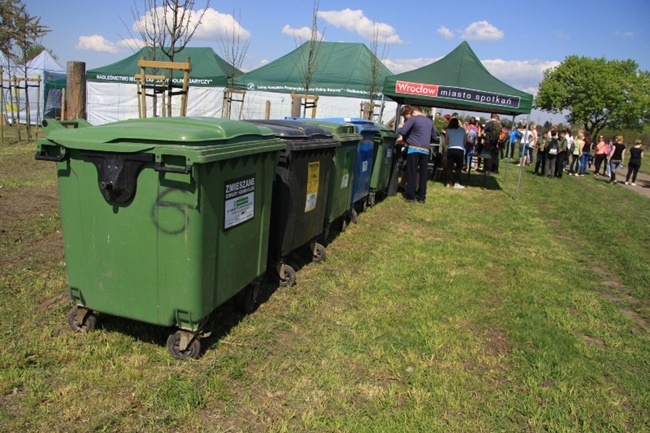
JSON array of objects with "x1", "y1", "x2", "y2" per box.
[{"x1": 24, "y1": 0, "x2": 650, "y2": 104}]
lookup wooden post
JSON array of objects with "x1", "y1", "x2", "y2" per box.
[
  {"x1": 66, "y1": 61, "x2": 86, "y2": 120},
  {"x1": 291, "y1": 93, "x2": 301, "y2": 118},
  {"x1": 265, "y1": 100, "x2": 271, "y2": 119}
]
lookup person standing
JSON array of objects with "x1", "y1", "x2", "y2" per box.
[
  {"x1": 555, "y1": 129, "x2": 568, "y2": 178},
  {"x1": 464, "y1": 117, "x2": 479, "y2": 171},
  {"x1": 546, "y1": 130, "x2": 560, "y2": 178},
  {"x1": 625, "y1": 140, "x2": 644, "y2": 186},
  {"x1": 482, "y1": 113, "x2": 502, "y2": 174},
  {"x1": 519, "y1": 123, "x2": 534, "y2": 166},
  {"x1": 578, "y1": 132, "x2": 592, "y2": 176},
  {"x1": 593, "y1": 135, "x2": 609, "y2": 176},
  {"x1": 444, "y1": 117, "x2": 467, "y2": 189},
  {"x1": 569, "y1": 132, "x2": 584, "y2": 175},
  {"x1": 398, "y1": 105, "x2": 439, "y2": 203},
  {"x1": 534, "y1": 132, "x2": 547, "y2": 176},
  {"x1": 608, "y1": 135, "x2": 626, "y2": 184}
]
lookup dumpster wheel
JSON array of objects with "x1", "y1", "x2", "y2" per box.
[
  {"x1": 312, "y1": 243, "x2": 326, "y2": 263},
  {"x1": 166, "y1": 330, "x2": 201, "y2": 360},
  {"x1": 350, "y1": 209, "x2": 358, "y2": 224},
  {"x1": 278, "y1": 264, "x2": 296, "y2": 287},
  {"x1": 241, "y1": 284, "x2": 261, "y2": 314},
  {"x1": 368, "y1": 194, "x2": 376, "y2": 207},
  {"x1": 341, "y1": 217, "x2": 348, "y2": 232},
  {"x1": 67, "y1": 306, "x2": 97, "y2": 332}
]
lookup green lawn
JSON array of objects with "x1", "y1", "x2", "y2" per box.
[{"x1": 1, "y1": 131, "x2": 648, "y2": 432}]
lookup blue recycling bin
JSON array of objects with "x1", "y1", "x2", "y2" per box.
[{"x1": 314, "y1": 117, "x2": 378, "y2": 212}]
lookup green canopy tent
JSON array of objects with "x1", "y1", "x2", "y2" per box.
[
  {"x1": 235, "y1": 41, "x2": 396, "y2": 122},
  {"x1": 86, "y1": 47, "x2": 240, "y2": 125},
  {"x1": 382, "y1": 41, "x2": 534, "y2": 198},
  {"x1": 382, "y1": 41, "x2": 532, "y2": 115}
]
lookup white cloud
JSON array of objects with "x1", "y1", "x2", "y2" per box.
[
  {"x1": 132, "y1": 7, "x2": 250, "y2": 42},
  {"x1": 461, "y1": 21, "x2": 504, "y2": 42},
  {"x1": 281, "y1": 24, "x2": 324, "y2": 42},
  {"x1": 437, "y1": 26, "x2": 455, "y2": 40},
  {"x1": 193, "y1": 8, "x2": 251, "y2": 40},
  {"x1": 478, "y1": 58, "x2": 560, "y2": 91},
  {"x1": 318, "y1": 9, "x2": 403, "y2": 44},
  {"x1": 77, "y1": 35, "x2": 118, "y2": 53},
  {"x1": 614, "y1": 30, "x2": 634, "y2": 37},
  {"x1": 116, "y1": 38, "x2": 146, "y2": 51}
]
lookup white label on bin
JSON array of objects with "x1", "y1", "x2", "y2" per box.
[
  {"x1": 305, "y1": 161, "x2": 320, "y2": 213},
  {"x1": 224, "y1": 175, "x2": 255, "y2": 230},
  {"x1": 362, "y1": 160, "x2": 369, "y2": 172},
  {"x1": 340, "y1": 173, "x2": 349, "y2": 189}
]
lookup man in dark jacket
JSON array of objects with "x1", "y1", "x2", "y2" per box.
[{"x1": 398, "y1": 105, "x2": 439, "y2": 203}]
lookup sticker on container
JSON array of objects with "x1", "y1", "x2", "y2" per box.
[
  {"x1": 340, "y1": 173, "x2": 349, "y2": 189},
  {"x1": 305, "y1": 161, "x2": 320, "y2": 213},
  {"x1": 224, "y1": 174, "x2": 255, "y2": 230},
  {"x1": 362, "y1": 160, "x2": 369, "y2": 172}
]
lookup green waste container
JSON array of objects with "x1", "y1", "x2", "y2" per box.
[
  {"x1": 36, "y1": 117, "x2": 286, "y2": 359},
  {"x1": 245, "y1": 119, "x2": 339, "y2": 287},
  {"x1": 369, "y1": 123, "x2": 398, "y2": 205},
  {"x1": 285, "y1": 118, "x2": 361, "y2": 233}
]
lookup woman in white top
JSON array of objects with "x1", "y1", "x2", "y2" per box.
[{"x1": 444, "y1": 117, "x2": 467, "y2": 189}]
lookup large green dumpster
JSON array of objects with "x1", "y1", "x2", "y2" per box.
[
  {"x1": 369, "y1": 123, "x2": 398, "y2": 205},
  {"x1": 36, "y1": 117, "x2": 286, "y2": 359}
]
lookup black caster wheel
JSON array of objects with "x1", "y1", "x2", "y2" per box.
[
  {"x1": 67, "y1": 306, "x2": 96, "y2": 332},
  {"x1": 312, "y1": 243, "x2": 326, "y2": 263},
  {"x1": 278, "y1": 264, "x2": 296, "y2": 287},
  {"x1": 166, "y1": 331, "x2": 201, "y2": 360}
]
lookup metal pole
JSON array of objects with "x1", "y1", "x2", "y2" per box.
[
  {"x1": 504, "y1": 115, "x2": 516, "y2": 182},
  {"x1": 514, "y1": 114, "x2": 531, "y2": 200}
]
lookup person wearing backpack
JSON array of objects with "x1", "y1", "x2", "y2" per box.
[
  {"x1": 482, "y1": 113, "x2": 502, "y2": 174},
  {"x1": 545, "y1": 130, "x2": 560, "y2": 177}
]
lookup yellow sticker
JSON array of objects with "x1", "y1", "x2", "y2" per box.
[{"x1": 305, "y1": 161, "x2": 320, "y2": 212}]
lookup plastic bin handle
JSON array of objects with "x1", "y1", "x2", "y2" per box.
[
  {"x1": 35, "y1": 150, "x2": 68, "y2": 162},
  {"x1": 154, "y1": 162, "x2": 192, "y2": 174}
]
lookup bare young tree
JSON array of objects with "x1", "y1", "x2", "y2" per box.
[
  {"x1": 300, "y1": 0, "x2": 323, "y2": 110},
  {"x1": 130, "y1": 0, "x2": 210, "y2": 116},
  {"x1": 217, "y1": 10, "x2": 250, "y2": 119},
  {"x1": 132, "y1": 0, "x2": 210, "y2": 61},
  {"x1": 365, "y1": 21, "x2": 389, "y2": 121}
]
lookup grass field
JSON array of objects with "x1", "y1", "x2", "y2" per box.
[{"x1": 1, "y1": 126, "x2": 649, "y2": 432}]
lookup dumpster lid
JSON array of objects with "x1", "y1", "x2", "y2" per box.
[
  {"x1": 43, "y1": 117, "x2": 281, "y2": 149},
  {"x1": 284, "y1": 117, "x2": 362, "y2": 142},
  {"x1": 245, "y1": 119, "x2": 333, "y2": 139},
  {"x1": 315, "y1": 117, "x2": 380, "y2": 133}
]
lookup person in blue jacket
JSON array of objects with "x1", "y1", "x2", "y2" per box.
[{"x1": 397, "y1": 105, "x2": 439, "y2": 203}]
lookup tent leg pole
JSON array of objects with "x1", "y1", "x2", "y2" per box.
[
  {"x1": 504, "y1": 115, "x2": 517, "y2": 183},
  {"x1": 514, "y1": 114, "x2": 530, "y2": 200}
]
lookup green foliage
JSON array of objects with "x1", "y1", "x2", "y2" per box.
[
  {"x1": 0, "y1": 0, "x2": 50, "y2": 60},
  {"x1": 535, "y1": 56, "x2": 649, "y2": 139}
]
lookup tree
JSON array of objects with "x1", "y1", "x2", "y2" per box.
[
  {"x1": 0, "y1": 0, "x2": 50, "y2": 139},
  {"x1": 535, "y1": 56, "x2": 650, "y2": 139},
  {"x1": 131, "y1": 0, "x2": 210, "y2": 116},
  {"x1": 364, "y1": 21, "x2": 388, "y2": 121},
  {"x1": 133, "y1": 0, "x2": 210, "y2": 62}
]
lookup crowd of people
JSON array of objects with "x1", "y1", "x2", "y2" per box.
[{"x1": 395, "y1": 106, "x2": 646, "y2": 202}]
